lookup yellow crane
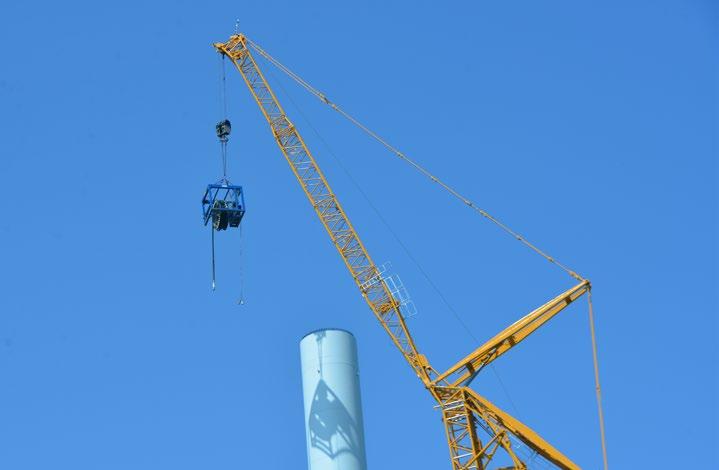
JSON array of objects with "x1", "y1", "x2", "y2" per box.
[{"x1": 213, "y1": 33, "x2": 606, "y2": 470}]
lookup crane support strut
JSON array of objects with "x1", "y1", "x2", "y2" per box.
[{"x1": 435, "y1": 280, "x2": 590, "y2": 388}]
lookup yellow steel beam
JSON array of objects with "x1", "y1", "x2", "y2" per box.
[
  {"x1": 464, "y1": 388, "x2": 580, "y2": 470},
  {"x1": 214, "y1": 33, "x2": 588, "y2": 470},
  {"x1": 434, "y1": 281, "x2": 590, "y2": 387},
  {"x1": 213, "y1": 35, "x2": 432, "y2": 385}
]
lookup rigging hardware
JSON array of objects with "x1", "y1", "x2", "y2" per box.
[{"x1": 202, "y1": 54, "x2": 247, "y2": 292}]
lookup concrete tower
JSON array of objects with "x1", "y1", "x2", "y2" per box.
[{"x1": 300, "y1": 329, "x2": 368, "y2": 470}]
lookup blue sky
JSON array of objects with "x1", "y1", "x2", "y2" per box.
[{"x1": 0, "y1": 1, "x2": 716, "y2": 468}]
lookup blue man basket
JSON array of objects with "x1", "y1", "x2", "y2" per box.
[{"x1": 202, "y1": 183, "x2": 245, "y2": 231}]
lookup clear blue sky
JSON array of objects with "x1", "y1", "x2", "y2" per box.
[{"x1": 1, "y1": 1, "x2": 716, "y2": 468}]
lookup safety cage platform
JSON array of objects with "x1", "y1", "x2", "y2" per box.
[{"x1": 202, "y1": 183, "x2": 246, "y2": 231}]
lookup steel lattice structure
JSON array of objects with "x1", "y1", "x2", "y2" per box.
[{"x1": 214, "y1": 34, "x2": 590, "y2": 470}]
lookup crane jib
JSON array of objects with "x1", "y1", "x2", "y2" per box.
[{"x1": 213, "y1": 33, "x2": 593, "y2": 470}]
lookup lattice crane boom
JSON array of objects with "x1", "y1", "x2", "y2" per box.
[{"x1": 214, "y1": 33, "x2": 588, "y2": 470}]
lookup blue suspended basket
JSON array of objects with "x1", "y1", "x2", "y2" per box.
[{"x1": 202, "y1": 182, "x2": 246, "y2": 231}]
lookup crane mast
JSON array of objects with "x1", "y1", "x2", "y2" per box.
[{"x1": 214, "y1": 34, "x2": 589, "y2": 470}]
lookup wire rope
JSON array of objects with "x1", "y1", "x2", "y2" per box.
[
  {"x1": 211, "y1": 225, "x2": 216, "y2": 291},
  {"x1": 220, "y1": 55, "x2": 228, "y2": 178},
  {"x1": 588, "y1": 290, "x2": 609, "y2": 470},
  {"x1": 247, "y1": 38, "x2": 584, "y2": 282},
  {"x1": 264, "y1": 66, "x2": 523, "y2": 419},
  {"x1": 242, "y1": 35, "x2": 610, "y2": 465},
  {"x1": 237, "y1": 223, "x2": 246, "y2": 305}
]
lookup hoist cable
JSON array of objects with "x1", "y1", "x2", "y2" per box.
[
  {"x1": 221, "y1": 142, "x2": 228, "y2": 178},
  {"x1": 245, "y1": 37, "x2": 607, "y2": 463},
  {"x1": 211, "y1": 226, "x2": 216, "y2": 291},
  {"x1": 265, "y1": 65, "x2": 524, "y2": 418},
  {"x1": 588, "y1": 290, "x2": 609, "y2": 469},
  {"x1": 221, "y1": 54, "x2": 228, "y2": 119},
  {"x1": 217, "y1": 53, "x2": 224, "y2": 120},
  {"x1": 247, "y1": 38, "x2": 584, "y2": 282},
  {"x1": 219, "y1": 55, "x2": 229, "y2": 178},
  {"x1": 237, "y1": 223, "x2": 245, "y2": 305},
  {"x1": 218, "y1": 51, "x2": 245, "y2": 301}
]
